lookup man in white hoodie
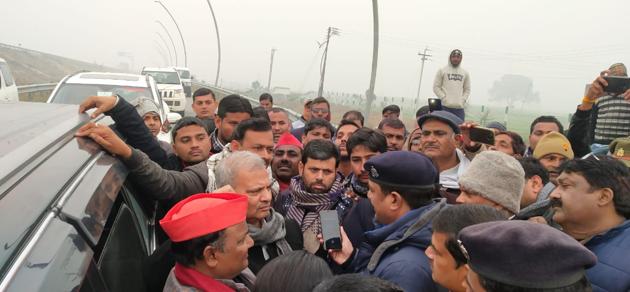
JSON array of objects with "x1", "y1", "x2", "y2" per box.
[{"x1": 433, "y1": 49, "x2": 471, "y2": 120}]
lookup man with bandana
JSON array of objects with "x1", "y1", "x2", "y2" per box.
[{"x1": 433, "y1": 49, "x2": 471, "y2": 120}]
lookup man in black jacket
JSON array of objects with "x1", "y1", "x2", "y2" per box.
[{"x1": 215, "y1": 151, "x2": 303, "y2": 274}]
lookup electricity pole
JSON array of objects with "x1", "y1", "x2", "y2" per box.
[
  {"x1": 318, "y1": 27, "x2": 340, "y2": 97},
  {"x1": 267, "y1": 48, "x2": 276, "y2": 90},
  {"x1": 416, "y1": 47, "x2": 432, "y2": 99}
]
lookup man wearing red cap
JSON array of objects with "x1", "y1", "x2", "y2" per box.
[
  {"x1": 271, "y1": 133, "x2": 303, "y2": 192},
  {"x1": 161, "y1": 193, "x2": 254, "y2": 292}
]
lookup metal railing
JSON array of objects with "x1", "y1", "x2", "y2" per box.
[{"x1": 17, "y1": 83, "x2": 57, "y2": 94}]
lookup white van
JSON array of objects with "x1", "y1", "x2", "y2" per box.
[
  {"x1": 0, "y1": 58, "x2": 18, "y2": 103},
  {"x1": 141, "y1": 67, "x2": 186, "y2": 114},
  {"x1": 174, "y1": 67, "x2": 192, "y2": 97}
]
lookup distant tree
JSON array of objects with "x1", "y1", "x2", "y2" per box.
[
  {"x1": 488, "y1": 74, "x2": 540, "y2": 108},
  {"x1": 251, "y1": 80, "x2": 262, "y2": 90}
]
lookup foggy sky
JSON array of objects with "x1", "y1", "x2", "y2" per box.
[{"x1": 3, "y1": 0, "x2": 629, "y2": 114}]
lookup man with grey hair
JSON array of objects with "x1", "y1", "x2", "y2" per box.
[
  {"x1": 268, "y1": 107, "x2": 292, "y2": 144},
  {"x1": 216, "y1": 151, "x2": 303, "y2": 274}
]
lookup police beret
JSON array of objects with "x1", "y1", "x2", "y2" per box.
[
  {"x1": 417, "y1": 110, "x2": 463, "y2": 134},
  {"x1": 364, "y1": 151, "x2": 438, "y2": 190},
  {"x1": 458, "y1": 221, "x2": 597, "y2": 289}
]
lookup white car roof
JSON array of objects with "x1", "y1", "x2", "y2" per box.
[
  {"x1": 143, "y1": 67, "x2": 177, "y2": 73},
  {"x1": 65, "y1": 72, "x2": 149, "y2": 87},
  {"x1": 173, "y1": 67, "x2": 190, "y2": 71}
]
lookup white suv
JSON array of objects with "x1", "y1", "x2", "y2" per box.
[
  {"x1": 174, "y1": 67, "x2": 192, "y2": 97},
  {"x1": 141, "y1": 67, "x2": 186, "y2": 114},
  {"x1": 0, "y1": 58, "x2": 18, "y2": 103},
  {"x1": 47, "y1": 72, "x2": 181, "y2": 124}
]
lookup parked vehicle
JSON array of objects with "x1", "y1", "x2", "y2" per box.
[
  {"x1": 141, "y1": 67, "x2": 186, "y2": 115},
  {"x1": 0, "y1": 58, "x2": 18, "y2": 102},
  {"x1": 0, "y1": 102, "x2": 158, "y2": 291},
  {"x1": 173, "y1": 67, "x2": 192, "y2": 97},
  {"x1": 47, "y1": 72, "x2": 181, "y2": 131}
]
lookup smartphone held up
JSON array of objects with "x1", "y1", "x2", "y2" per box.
[{"x1": 320, "y1": 210, "x2": 342, "y2": 251}]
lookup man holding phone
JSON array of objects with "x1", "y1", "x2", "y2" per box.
[
  {"x1": 567, "y1": 63, "x2": 630, "y2": 157},
  {"x1": 327, "y1": 151, "x2": 446, "y2": 292}
]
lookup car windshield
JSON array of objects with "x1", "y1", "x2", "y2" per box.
[
  {"x1": 176, "y1": 70, "x2": 190, "y2": 79},
  {"x1": 50, "y1": 84, "x2": 153, "y2": 105},
  {"x1": 143, "y1": 71, "x2": 181, "y2": 84}
]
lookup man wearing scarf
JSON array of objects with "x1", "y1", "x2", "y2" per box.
[
  {"x1": 341, "y1": 128, "x2": 388, "y2": 248},
  {"x1": 273, "y1": 139, "x2": 351, "y2": 254},
  {"x1": 161, "y1": 193, "x2": 255, "y2": 292},
  {"x1": 215, "y1": 151, "x2": 303, "y2": 274}
]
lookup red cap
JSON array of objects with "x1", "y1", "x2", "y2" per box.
[
  {"x1": 159, "y1": 193, "x2": 248, "y2": 242},
  {"x1": 276, "y1": 132, "x2": 303, "y2": 149}
]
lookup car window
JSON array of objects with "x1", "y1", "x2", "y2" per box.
[
  {"x1": 50, "y1": 84, "x2": 152, "y2": 105},
  {"x1": 176, "y1": 70, "x2": 190, "y2": 79},
  {"x1": 142, "y1": 71, "x2": 181, "y2": 84},
  {"x1": 0, "y1": 62, "x2": 15, "y2": 87}
]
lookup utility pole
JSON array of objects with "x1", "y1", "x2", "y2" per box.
[
  {"x1": 416, "y1": 47, "x2": 432, "y2": 99},
  {"x1": 155, "y1": 1, "x2": 188, "y2": 67},
  {"x1": 365, "y1": 0, "x2": 379, "y2": 119},
  {"x1": 318, "y1": 27, "x2": 340, "y2": 97},
  {"x1": 267, "y1": 48, "x2": 276, "y2": 90}
]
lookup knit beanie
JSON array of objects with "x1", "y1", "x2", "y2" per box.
[
  {"x1": 458, "y1": 151, "x2": 525, "y2": 214},
  {"x1": 533, "y1": 132, "x2": 574, "y2": 160}
]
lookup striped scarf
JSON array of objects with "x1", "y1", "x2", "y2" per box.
[{"x1": 286, "y1": 174, "x2": 345, "y2": 235}]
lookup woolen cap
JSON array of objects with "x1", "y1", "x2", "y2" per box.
[
  {"x1": 160, "y1": 193, "x2": 248, "y2": 242},
  {"x1": 458, "y1": 220, "x2": 597, "y2": 289},
  {"x1": 134, "y1": 97, "x2": 160, "y2": 119},
  {"x1": 609, "y1": 137, "x2": 630, "y2": 167},
  {"x1": 458, "y1": 151, "x2": 525, "y2": 214},
  {"x1": 533, "y1": 132, "x2": 574, "y2": 160},
  {"x1": 417, "y1": 110, "x2": 463, "y2": 134},
  {"x1": 365, "y1": 151, "x2": 438, "y2": 190}
]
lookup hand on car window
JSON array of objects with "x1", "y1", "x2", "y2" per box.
[
  {"x1": 78, "y1": 95, "x2": 118, "y2": 118},
  {"x1": 75, "y1": 122, "x2": 132, "y2": 159}
]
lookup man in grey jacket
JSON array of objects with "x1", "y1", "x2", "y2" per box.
[
  {"x1": 433, "y1": 49, "x2": 471, "y2": 120},
  {"x1": 76, "y1": 116, "x2": 276, "y2": 203}
]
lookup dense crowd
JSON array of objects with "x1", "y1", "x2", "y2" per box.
[{"x1": 74, "y1": 50, "x2": 630, "y2": 292}]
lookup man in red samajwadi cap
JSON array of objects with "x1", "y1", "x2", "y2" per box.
[{"x1": 161, "y1": 193, "x2": 255, "y2": 292}]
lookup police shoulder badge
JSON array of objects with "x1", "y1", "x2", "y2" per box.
[
  {"x1": 370, "y1": 166, "x2": 379, "y2": 178},
  {"x1": 616, "y1": 148, "x2": 625, "y2": 158}
]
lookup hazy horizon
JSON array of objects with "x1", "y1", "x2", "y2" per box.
[{"x1": 3, "y1": 0, "x2": 628, "y2": 114}]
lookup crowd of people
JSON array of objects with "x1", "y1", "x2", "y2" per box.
[{"x1": 73, "y1": 53, "x2": 630, "y2": 292}]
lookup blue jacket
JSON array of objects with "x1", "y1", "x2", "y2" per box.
[
  {"x1": 346, "y1": 199, "x2": 446, "y2": 292},
  {"x1": 585, "y1": 220, "x2": 630, "y2": 292}
]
